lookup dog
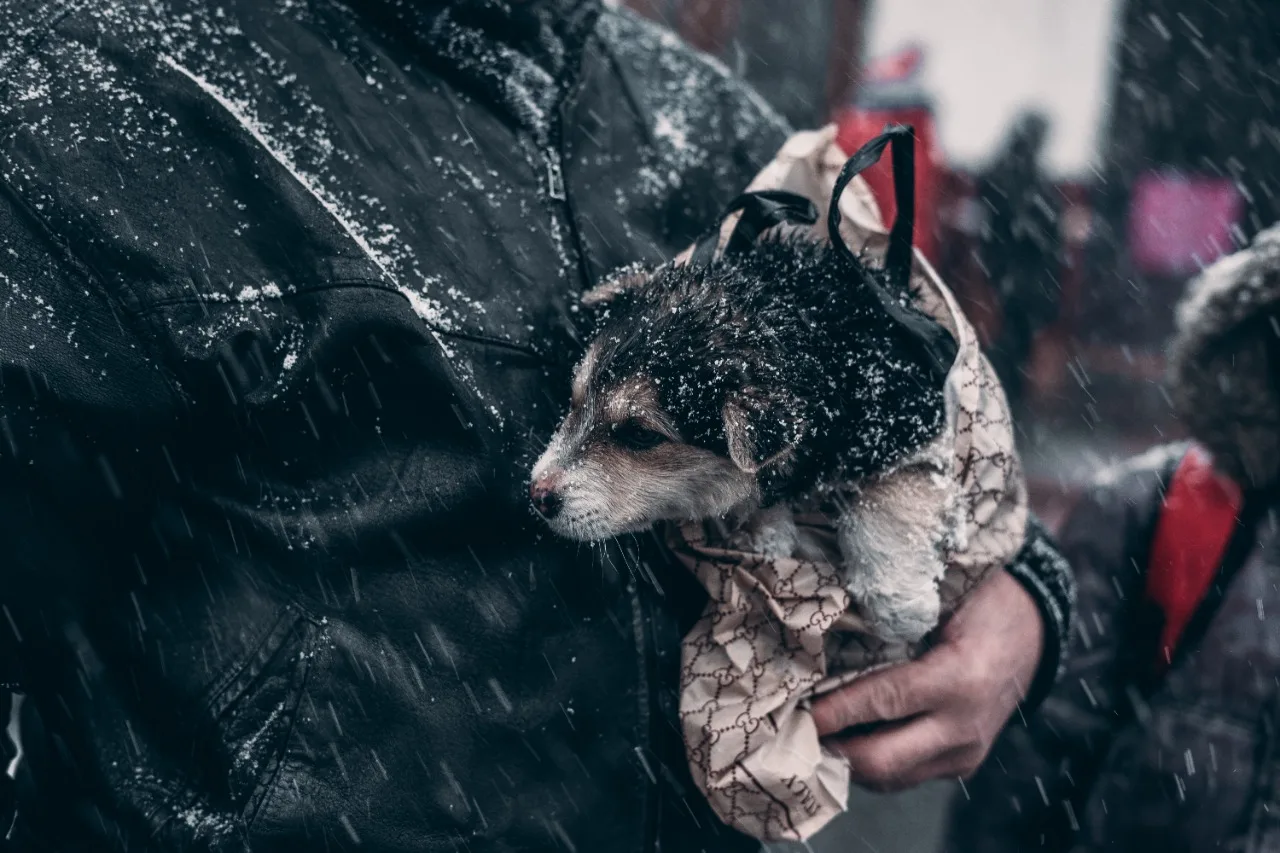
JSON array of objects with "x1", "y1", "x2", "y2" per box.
[{"x1": 530, "y1": 128, "x2": 962, "y2": 643}]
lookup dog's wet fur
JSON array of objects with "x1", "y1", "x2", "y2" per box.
[{"x1": 531, "y1": 234, "x2": 954, "y2": 640}]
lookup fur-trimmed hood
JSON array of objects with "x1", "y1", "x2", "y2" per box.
[{"x1": 1169, "y1": 224, "x2": 1280, "y2": 489}]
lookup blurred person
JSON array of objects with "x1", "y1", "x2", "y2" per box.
[
  {"x1": 976, "y1": 111, "x2": 1063, "y2": 409},
  {"x1": 0, "y1": 1, "x2": 1072, "y2": 850},
  {"x1": 949, "y1": 224, "x2": 1280, "y2": 851}
]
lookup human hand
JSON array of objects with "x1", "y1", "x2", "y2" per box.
[{"x1": 810, "y1": 569, "x2": 1044, "y2": 792}]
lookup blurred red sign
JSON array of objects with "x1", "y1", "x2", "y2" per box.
[
  {"x1": 1128, "y1": 172, "x2": 1243, "y2": 277},
  {"x1": 864, "y1": 43, "x2": 925, "y2": 85},
  {"x1": 834, "y1": 105, "x2": 941, "y2": 264}
]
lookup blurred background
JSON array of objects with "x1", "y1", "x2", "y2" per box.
[{"x1": 606, "y1": 0, "x2": 1280, "y2": 850}]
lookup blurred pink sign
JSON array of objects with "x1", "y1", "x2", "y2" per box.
[{"x1": 1128, "y1": 172, "x2": 1243, "y2": 277}]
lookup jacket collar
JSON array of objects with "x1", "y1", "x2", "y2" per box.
[{"x1": 353, "y1": 0, "x2": 602, "y2": 142}]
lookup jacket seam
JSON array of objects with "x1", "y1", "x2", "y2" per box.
[
  {"x1": 129, "y1": 279, "x2": 393, "y2": 314},
  {"x1": 136, "y1": 280, "x2": 553, "y2": 361},
  {"x1": 244, "y1": 623, "x2": 315, "y2": 832},
  {"x1": 204, "y1": 605, "x2": 301, "y2": 716},
  {"x1": 556, "y1": 30, "x2": 604, "y2": 294},
  {"x1": 594, "y1": 15, "x2": 656, "y2": 148},
  {"x1": 0, "y1": 172, "x2": 143, "y2": 315}
]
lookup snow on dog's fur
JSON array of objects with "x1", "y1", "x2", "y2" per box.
[{"x1": 531, "y1": 231, "x2": 957, "y2": 643}]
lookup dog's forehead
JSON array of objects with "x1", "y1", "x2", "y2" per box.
[
  {"x1": 601, "y1": 376, "x2": 661, "y2": 421},
  {"x1": 570, "y1": 342, "x2": 603, "y2": 408},
  {"x1": 574, "y1": 340, "x2": 660, "y2": 410}
]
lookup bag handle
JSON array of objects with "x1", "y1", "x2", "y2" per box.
[
  {"x1": 690, "y1": 125, "x2": 957, "y2": 383},
  {"x1": 688, "y1": 189, "x2": 819, "y2": 266},
  {"x1": 828, "y1": 124, "x2": 914, "y2": 290},
  {"x1": 829, "y1": 124, "x2": 957, "y2": 382}
]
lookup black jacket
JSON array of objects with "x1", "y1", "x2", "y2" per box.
[{"x1": 0, "y1": 1, "x2": 1070, "y2": 851}]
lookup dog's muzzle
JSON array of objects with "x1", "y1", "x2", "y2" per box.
[{"x1": 529, "y1": 476, "x2": 564, "y2": 520}]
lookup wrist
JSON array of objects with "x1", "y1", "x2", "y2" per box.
[{"x1": 1004, "y1": 515, "x2": 1075, "y2": 711}]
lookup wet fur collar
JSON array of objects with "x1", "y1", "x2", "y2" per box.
[{"x1": 1169, "y1": 224, "x2": 1280, "y2": 489}]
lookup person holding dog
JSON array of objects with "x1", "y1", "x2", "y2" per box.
[
  {"x1": 951, "y1": 224, "x2": 1280, "y2": 851},
  {"x1": 0, "y1": 0, "x2": 1070, "y2": 849}
]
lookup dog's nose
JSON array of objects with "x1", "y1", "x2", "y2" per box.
[{"x1": 529, "y1": 479, "x2": 563, "y2": 520}]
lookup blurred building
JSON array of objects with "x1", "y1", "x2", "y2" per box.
[
  {"x1": 865, "y1": 0, "x2": 1120, "y2": 180},
  {"x1": 1066, "y1": 0, "x2": 1280, "y2": 437}
]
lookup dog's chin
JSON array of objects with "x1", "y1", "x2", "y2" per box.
[
  {"x1": 536, "y1": 462, "x2": 763, "y2": 542},
  {"x1": 545, "y1": 494, "x2": 754, "y2": 542},
  {"x1": 544, "y1": 512, "x2": 655, "y2": 543}
]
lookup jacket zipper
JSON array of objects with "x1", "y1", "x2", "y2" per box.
[
  {"x1": 550, "y1": 91, "x2": 598, "y2": 300},
  {"x1": 544, "y1": 150, "x2": 566, "y2": 202},
  {"x1": 546, "y1": 46, "x2": 662, "y2": 853}
]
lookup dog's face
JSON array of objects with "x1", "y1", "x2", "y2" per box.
[
  {"x1": 529, "y1": 232, "x2": 957, "y2": 542},
  {"x1": 529, "y1": 342, "x2": 760, "y2": 541},
  {"x1": 530, "y1": 262, "x2": 813, "y2": 541}
]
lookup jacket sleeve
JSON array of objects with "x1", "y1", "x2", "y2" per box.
[
  {"x1": 948, "y1": 446, "x2": 1183, "y2": 853},
  {"x1": 1006, "y1": 514, "x2": 1076, "y2": 711}
]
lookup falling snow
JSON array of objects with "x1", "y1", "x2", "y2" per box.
[{"x1": 8, "y1": 1, "x2": 1276, "y2": 851}]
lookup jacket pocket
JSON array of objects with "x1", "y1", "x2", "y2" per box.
[
  {"x1": 130, "y1": 603, "x2": 319, "y2": 849},
  {"x1": 200, "y1": 603, "x2": 319, "y2": 826}
]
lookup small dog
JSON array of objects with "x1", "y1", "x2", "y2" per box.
[{"x1": 531, "y1": 129, "x2": 961, "y2": 643}]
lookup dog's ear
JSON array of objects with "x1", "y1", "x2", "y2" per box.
[
  {"x1": 582, "y1": 266, "x2": 652, "y2": 307},
  {"x1": 722, "y1": 396, "x2": 801, "y2": 474}
]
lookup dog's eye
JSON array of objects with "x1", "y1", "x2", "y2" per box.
[{"x1": 613, "y1": 419, "x2": 668, "y2": 451}]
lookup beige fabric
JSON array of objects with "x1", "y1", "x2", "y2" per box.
[{"x1": 668, "y1": 125, "x2": 1029, "y2": 842}]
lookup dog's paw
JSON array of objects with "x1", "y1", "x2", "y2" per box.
[
  {"x1": 835, "y1": 463, "x2": 954, "y2": 644},
  {"x1": 837, "y1": 515, "x2": 946, "y2": 643},
  {"x1": 726, "y1": 504, "x2": 798, "y2": 558},
  {"x1": 857, "y1": 580, "x2": 942, "y2": 644}
]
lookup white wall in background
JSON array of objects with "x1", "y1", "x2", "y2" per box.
[{"x1": 865, "y1": 0, "x2": 1122, "y2": 178}]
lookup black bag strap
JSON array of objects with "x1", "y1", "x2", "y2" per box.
[
  {"x1": 686, "y1": 126, "x2": 956, "y2": 383},
  {"x1": 828, "y1": 124, "x2": 916, "y2": 290},
  {"x1": 828, "y1": 124, "x2": 957, "y2": 382},
  {"x1": 721, "y1": 190, "x2": 820, "y2": 255},
  {"x1": 687, "y1": 189, "x2": 819, "y2": 267}
]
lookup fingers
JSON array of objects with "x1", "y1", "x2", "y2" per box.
[
  {"x1": 810, "y1": 650, "x2": 958, "y2": 737},
  {"x1": 809, "y1": 569, "x2": 1049, "y2": 790},
  {"x1": 826, "y1": 714, "x2": 986, "y2": 793}
]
